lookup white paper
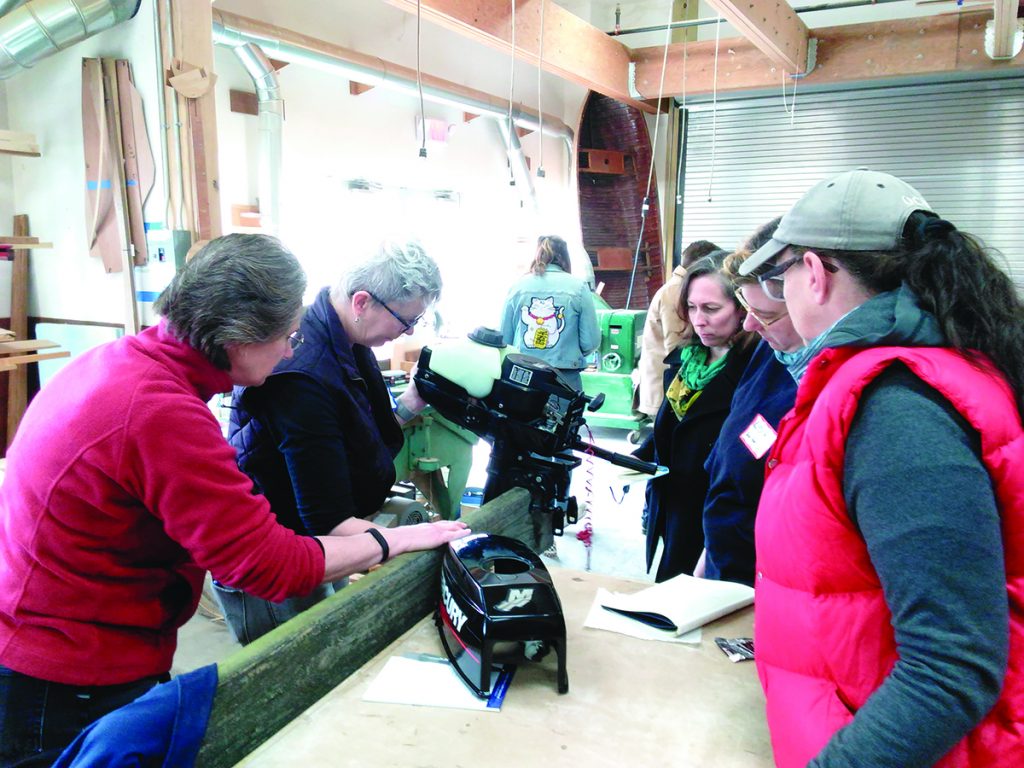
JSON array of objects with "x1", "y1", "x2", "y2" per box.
[
  {"x1": 362, "y1": 655, "x2": 504, "y2": 712},
  {"x1": 584, "y1": 587, "x2": 702, "y2": 644},
  {"x1": 594, "y1": 574, "x2": 754, "y2": 637}
]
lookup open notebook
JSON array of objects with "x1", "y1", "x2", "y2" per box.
[{"x1": 599, "y1": 573, "x2": 754, "y2": 637}]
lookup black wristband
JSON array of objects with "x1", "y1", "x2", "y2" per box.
[{"x1": 366, "y1": 528, "x2": 390, "y2": 564}]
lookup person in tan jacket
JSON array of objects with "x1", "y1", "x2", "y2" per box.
[{"x1": 638, "y1": 240, "x2": 721, "y2": 416}]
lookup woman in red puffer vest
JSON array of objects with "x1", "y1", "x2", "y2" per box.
[{"x1": 737, "y1": 169, "x2": 1024, "y2": 767}]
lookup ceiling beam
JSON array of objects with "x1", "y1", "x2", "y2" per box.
[
  {"x1": 705, "y1": 0, "x2": 809, "y2": 74},
  {"x1": 378, "y1": 0, "x2": 657, "y2": 114},
  {"x1": 990, "y1": 0, "x2": 1020, "y2": 59},
  {"x1": 632, "y1": 11, "x2": 1024, "y2": 98},
  {"x1": 213, "y1": 10, "x2": 573, "y2": 135}
]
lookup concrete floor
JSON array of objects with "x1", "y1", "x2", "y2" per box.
[{"x1": 172, "y1": 425, "x2": 656, "y2": 674}]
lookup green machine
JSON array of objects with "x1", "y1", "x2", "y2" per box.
[{"x1": 581, "y1": 302, "x2": 650, "y2": 443}]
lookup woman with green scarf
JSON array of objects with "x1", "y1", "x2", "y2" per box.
[{"x1": 637, "y1": 251, "x2": 756, "y2": 582}]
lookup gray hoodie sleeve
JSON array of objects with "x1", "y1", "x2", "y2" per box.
[{"x1": 810, "y1": 363, "x2": 1007, "y2": 768}]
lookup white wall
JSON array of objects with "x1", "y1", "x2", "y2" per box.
[
  {"x1": 2, "y1": 0, "x2": 165, "y2": 324},
  {"x1": 213, "y1": 0, "x2": 590, "y2": 335}
]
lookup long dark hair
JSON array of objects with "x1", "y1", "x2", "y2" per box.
[
  {"x1": 679, "y1": 250, "x2": 757, "y2": 352},
  {"x1": 800, "y1": 211, "x2": 1024, "y2": 418},
  {"x1": 530, "y1": 235, "x2": 572, "y2": 275}
]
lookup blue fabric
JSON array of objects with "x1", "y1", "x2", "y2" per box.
[
  {"x1": 1, "y1": 668, "x2": 167, "y2": 767},
  {"x1": 228, "y1": 287, "x2": 402, "y2": 535},
  {"x1": 702, "y1": 341, "x2": 797, "y2": 586},
  {"x1": 500, "y1": 265, "x2": 600, "y2": 372},
  {"x1": 52, "y1": 665, "x2": 217, "y2": 768}
]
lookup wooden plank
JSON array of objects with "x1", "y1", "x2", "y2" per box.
[
  {"x1": 0, "y1": 351, "x2": 71, "y2": 367},
  {"x1": 229, "y1": 89, "x2": 259, "y2": 115},
  {"x1": 101, "y1": 58, "x2": 140, "y2": 335},
  {"x1": 82, "y1": 58, "x2": 122, "y2": 273},
  {"x1": 379, "y1": 0, "x2": 656, "y2": 114},
  {"x1": 173, "y1": 0, "x2": 222, "y2": 239},
  {"x1": 0, "y1": 129, "x2": 40, "y2": 157},
  {"x1": 116, "y1": 61, "x2": 150, "y2": 266},
  {"x1": 0, "y1": 238, "x2": 52, "y2": 249},
  {"x1": 6, "y1": 215, "x2": 29, "y2": 450},
  {"x1": 348, "y1": 81, "x2": 374, "y2": 96},
  {"x1": 0, "y1": 340, "x2": 61, "y2": 354},
  {"x1": 196, "y1": 487, "x2": 535, "y2": 768},
  {"x1": 631, "y1": 10, "x2": 1024, "y2": 97},
  {"x1": 705, "y1": 0, "x2": 809, "y2": 74},
  {"x1": 213, "y1": 11, "x2": 576, "y2": 134}
]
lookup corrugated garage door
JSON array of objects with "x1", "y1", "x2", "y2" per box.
[{"x1": 677, "y1": 78, "x2": 1024, "y2": 290}]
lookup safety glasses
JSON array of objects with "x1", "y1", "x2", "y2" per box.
[
  {"x1": 736, "y1": 289, "x2": 788, "y2": 327},
  {"x1": 757, "y1": 254, "x2": 838, "y2": 302},
  {"x1": 367, "y1": 291, "x2": 424, "y2": 333}
]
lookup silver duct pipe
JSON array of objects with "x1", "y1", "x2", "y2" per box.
[
  {"x1": 0, "y1": 1, "x2": 27, "y2": 18},
  {"x1": 0, "y1": 0, "x2": 140, "y2": 80},
  {"x1": 233, "y1": 42, "x2": 283, "y2": 236},
  {"x1": 496, "y1": 118, "x2": 538, "y2": 213},
  {"x1": 212, "y1": 15, "x2": 575, "y2": 164}
]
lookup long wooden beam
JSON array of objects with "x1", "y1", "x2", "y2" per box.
[
  {"x1": 706, "y1": 0, "x2": 809, "y2": 74},
  {"x1": 378, "y1": 0, "x2": 657, "y2": 114},
  {"x1": 196, "y1": 487, "x2": 534, "y2": 768},
  {"x1": 213, "y1": 10, "x2": 575, "y2": 136},
  {"x1": 632, "y1": 11, "x2": 1024, "y2": 98}
]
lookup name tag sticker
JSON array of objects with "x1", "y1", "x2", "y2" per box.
[{"x1": 739, "y1": 414, "x2": 777, "y2": 459}]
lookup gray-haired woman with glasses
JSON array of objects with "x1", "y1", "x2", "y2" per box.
[
  {"x1": 0, "y1": 235, "x2": 469, "y2": 766},
  {"x1": 217, "y1": 239, "x2": 451, "y2": 644}
]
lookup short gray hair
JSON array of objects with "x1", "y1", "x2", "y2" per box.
[
  {"x1": 332, "y1": 240, "x2": 442, "y2": 305},
  {"x1": 154, "y1": 234, "x2": 306, "y2": 369}
]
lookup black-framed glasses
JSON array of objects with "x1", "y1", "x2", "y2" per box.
[
  {"x1": 757, "y1": 254, "x2": 839, "y2": 302},
  {"x1": 736, "y1": 289, "x2": 788, "y2": 327},
  {"x1": 287, "y1": 331, "x2": 304, "y2": 350},
  {"x1": 367, "y1": 291, "x2": 424, "y2": 333}
]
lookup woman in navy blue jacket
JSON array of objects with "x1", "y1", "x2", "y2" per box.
[{"x1": 697, "y1": 243, "x2": 804, "y2": 586}]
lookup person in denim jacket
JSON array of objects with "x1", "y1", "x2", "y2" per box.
[{"x1": 500, "y1": 235, "x2": 600, "y2": 390}]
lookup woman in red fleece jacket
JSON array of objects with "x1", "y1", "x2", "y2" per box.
[{"x1": 0, "y1": 234, "x2": 469, "y2": 767}]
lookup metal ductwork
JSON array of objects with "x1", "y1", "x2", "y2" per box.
[
  {"x1": 233, "y1": 42, "x2": 283, "y2": 236},
  {"x1": 212, "y1": 13, "x2": 574, "y2": 160},
  {"x1": 496, "y1": 118, "x2": 538, "y2": 213},
  {"x1": 0, "y1": 0, "x2": 141, "y2": 80}
]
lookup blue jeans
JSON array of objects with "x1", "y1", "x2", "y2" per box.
[
  {"x1": 0, "y1": 665, "x2": 166, "y2": 767},
  {"x1": 213, "y1": 579, "x2": 347, "y2": 646}
]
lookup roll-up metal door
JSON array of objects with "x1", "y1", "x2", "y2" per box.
[{"x1": 677, "y1": 79, "x2": 1024, "y2": 290}]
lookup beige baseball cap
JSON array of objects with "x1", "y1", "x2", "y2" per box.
[{"x1": 739, "y1": 168, "x2": 935, "y2": 276}]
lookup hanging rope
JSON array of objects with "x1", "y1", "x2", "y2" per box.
[
  {"x1": 624, "y1": 0, "x2": 675, "y2": 310},
  {"x1": 706, "y1": 14, "x2": 722, "y2": 202},
  {"x1": 675, "y1": 32, "x2": 687, "y2": 208},
  {"x1": 781, "y1": 69, "x2": 798, "y2": 127},
  {"x1": 416, "y1": 0, "x2": 427, "y2": 158},
  {"x1": 507, "y1": 0, "x2": 517, "y2": 185},
  {"x1": 536, "y1": 0, "x2": 546, "y2": 177}
]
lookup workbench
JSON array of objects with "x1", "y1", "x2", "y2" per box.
[
  {"x1": 193, "y1": 489, "x2": 771, "y2": 768},
  {"x1": 235, "y1": 569, "x2": 771, "y2": 768}
]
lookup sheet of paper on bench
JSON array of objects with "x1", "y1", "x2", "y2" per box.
[
  {"x1": 594, "y1": 574, "x2": 754, "y2": 639},
  {"x1": 363, "y1": 655, "x2": 503, "y2": 712},
  {"x1": 585, "y1": 587, "x2": 703, "y2": 644}
]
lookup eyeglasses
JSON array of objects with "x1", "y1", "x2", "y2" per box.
[
  {"x1": 757, "y1": 254, "x2": 839, "y2": 302},
  {"x1": 736, "y1": 289, "x2": 788, "y2": 327},
  {"x1": 367, "y1": 291, "x2": 424, "y2": 334},
  {"x1": 287, "y1": 331, "x2": 304, "y2": 350}
]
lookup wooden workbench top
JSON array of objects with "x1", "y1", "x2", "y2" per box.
[{"x1": 237, "y1": 568, "x2": 772, "y2": 768}]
